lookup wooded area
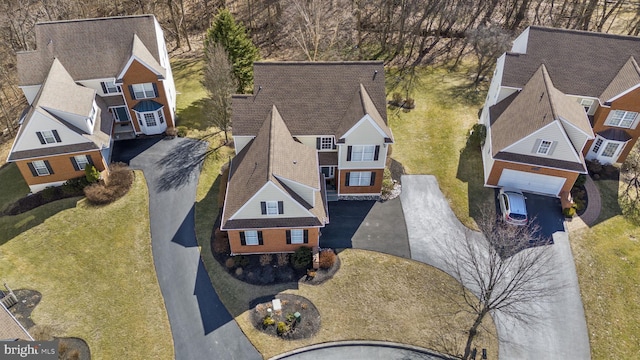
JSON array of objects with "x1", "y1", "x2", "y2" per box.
[{"x1": 0, "y1": 0, "x2": 638, "y2": 136}]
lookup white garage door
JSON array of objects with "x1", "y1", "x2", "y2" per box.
[{"x1": 498, "y1": 169, "x2": 566, "y2": 196}]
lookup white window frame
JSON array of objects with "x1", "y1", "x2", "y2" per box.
[
  {"x1": 244, "y1": 231, "x2": 259, "y2": 245},
  {"x1": 580, "y1": 99, "x2": 594, "y2": 113},
  {"x1": 592, "y1": 138, "x2": 603, "y2": 154},
  {"x1": 321, "y1": 166, "x2": 335, "y2": 179},
  {"x1": 32, "y1": 160, "x2": 50, "y2": 176},
  {"x1": 41, "y1": 130, "x2": 57, "y2": 144},
  {"x1": 132, "y1": 83, "x2": 155, "y2": 99},
  {"x1": 143, "y1": 113, "x2": 157, "y2": 127},
  {"x1": 351, "y1": 145, "x2": 376, "y2": 161},
  {"x1": 601, "y1": 142, "x2": 621, "y2": 157},
  {"x1": 157, "y1": 109, "x2": 165, "y2": 124},
  {"x1": 266, "y1": 201, "x2": 279, "y2": 215},
  {"x1": 605, "y1": 110, "x2": 638, "y2": 129},
  {"x1": 74, "y1": 155, "x2": 90, "y2": 170},
  {"x1": 103, "y1": 81, "x2": 121, "y2": 94},
  {"x1": 320, "y1": 137, "x2": 333, "y2": 150},
  {"x1": 537, "y1": 140, "x2": 552, "y2": 155},
  {"x1": 290, "y1": 229, "x2": 304, "y2": 244},
  {"x1": 349, "y1": 171, "x2": 372, "y2": 186}
]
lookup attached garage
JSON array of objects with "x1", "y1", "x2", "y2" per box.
[{"x1": 497, "y1": 169, "x2": 566, "y2": 196}]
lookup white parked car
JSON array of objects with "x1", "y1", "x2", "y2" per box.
[{"x1": 498, "y1": 188, "x2": 528, "y2": 226}]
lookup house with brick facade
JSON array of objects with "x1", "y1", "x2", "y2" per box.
[
  {"x1": 8, "y1": 15, "x2": 176, "y2": 193},
  {"x1": 221, "y1": 61, "x2": 393, "y2": 255},
  {"x1": 481, "y1": 26, "x2": 640, "y2": 197}
]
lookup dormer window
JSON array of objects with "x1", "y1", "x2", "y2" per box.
[
  {"x1": 261, "y1": 201, "x2": 283, "y2": 215},
  {"x1": 580, "y1": 99, "x2": 594, "y2": 113},
  {"x1": 36, "y1": 130, "x2": 61, "y2": 144},
  {"x1": 101, "y1": 81, "x2": 121, "y2": 94}
]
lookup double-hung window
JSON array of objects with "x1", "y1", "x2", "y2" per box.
[
  {"x1": 261, "y1": 201, "x2": 283, "y2": 215},
  {"x1": 290, "y1": 229, "x2": 304, "y2": 244},
  {"x1": 131, "y1": 83, "x2": 156, "y2": 99},
  {"x1": 32, "y1": 160, "x2": 50, "y2": 176},
  {"x1": 73, "y1": 155, "x2": 90, "y2": 170},
  {"x1": 351, "y1": 145, "x2": 376, "y2": 161},
  {"x1": 266, "y1": 201, "x2": 279, "y2": 215},
  {"x1": 348, "y1": 171, "x2": 372, "y2": 186},
  {"x1": 244, "y1": 231, "x2": 259, "y2": 245},
  {"x1": 38, "y1": 130, "x2": 58, "y2": 144},
  {"x1": 101, "y1": 81, "x2": 120, "y2": 94},
  {"x1": 605, "y1": 110, "x2": 638, "y2": 128}
]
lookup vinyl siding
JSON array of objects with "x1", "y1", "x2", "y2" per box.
[
  {"x1": 504, "y1": 121, "x2": 581, "y2": 163},
  {"x1": 276, "y1": 177, "x2": 316, "y2": 206},
  {"x1": 560, "y1": 118, "x2": 590, "y2": 153},
  {"x1": 230, "y1": 182, "x2": 311, "y2": 220},
  {"x1": 11, "y1": 110, "x2": 92, "y2": 152},
  {"x1": 233, "y1": 136, "x2": 253, "y2": 154},
  {"x1": 339, "y1": 117, "x2": 387, "y2": 169},
  {"x1": 511, "y1": 27, "x2": 530, "y2": 53},
  {"x1": 21, "y1": 85, "x2": 42, "y2": 104}
]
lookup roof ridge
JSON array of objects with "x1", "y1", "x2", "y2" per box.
[
  {"x1": 36, "y1": 14, "x2": 154, "y2": 26},
  {"x1": 528, "y1": 25, "x2": 640, "y2": 42},
  {"x1": 539, "y1": 65, "x2": 558, "y2": 121},
  {"x1": 254, "y1": 61, "x2": 383, "y2": 66}
]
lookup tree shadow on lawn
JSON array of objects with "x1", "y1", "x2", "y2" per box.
[
  {"x1": 155, "y1": 138, "x2": 217, "y2": 192},
  {"x1": 176, "y1": 98, "x2": 208, "y2": 131},
  {"x1": 456, "y1": 140, "x2": 495, "y2": 226},
  {"x1": 0, "y1": 197, "x2": 79, "y2": 246}
]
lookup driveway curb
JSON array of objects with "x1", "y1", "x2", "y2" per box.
[{"x1": 269, "y1": 340, "x2": 457, "y2": 360}]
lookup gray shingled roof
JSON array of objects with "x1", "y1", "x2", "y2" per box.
[
  {"x1": 36, "y1": 59, "x2": 95, "y2": 117},
  {"x1": 502, "y1": 26, "x2": 640, "y2": 98},
  {"x1": 232, "y1": 61, "x2": 390, "y2": 138},
  {"x1": 490, "y1": 65, "x2": 590, "y2": 172},
  {"x1": 17, "y1": 15, "x2": 161, "y2": 86},
  {"x1": 600, "y1": 56, "x2": 640, "y2": 102},
  {"x1": 222, "y1": 106, "x2": 326, "y2": 230},
  {"x1": 0, "y1": 303, "x2": 32, "y2": 341}
]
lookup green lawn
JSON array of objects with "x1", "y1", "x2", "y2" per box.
[
  {"x1": 0, "y1": 163, "x2": 29, "y2": 213},
  {"x1": 172, "y1": 56, "x2": 210, "y2": 132},
  {"x1": 569, "y1": 180, "x2": 640, "y2": 359},
  {"x1": 387, "y1": 66, "x2": 494, "y2": 229},
  {"x1": 0, "y1": 172, "x2": 173, "y2": 360}
]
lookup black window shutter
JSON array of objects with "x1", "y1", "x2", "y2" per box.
[
  {"x1": 370, "y1": 172, "x2": 376, "y2": 186},
  {"x1": 52, "y1": 130, "x2": 61, "y2": 142},
  {"x1": 44, "y1": 160, "x2": 54, "y2": 175},
  {"x1": 286, "y1": 230, "x2": 291, "y2": 244},
  {"x1": 128, "y1": 85, "x2": 136, "y2": 99},
  {"x1": 316, "y1": 137, "x2": 321, "y2": 150},
  {"x1": 100, "y1": 82, "x2": 107, "y2": 93},
  {"x1": 240, "y1": 232, "x2": 246, "y2": 246},
  {"x1": 374, "y1": 145, "x2": 380, "y2": 160},
  {"x1": 303, "y1": 230, "x2": 309, "y2": 243},
  {"x1": 258, "y1": 231, "x2": 264, "y2": 245},
  {"x1": 152, "y1": 83, "x2": 159, "y2": 97},
  {"x1": 36, "y1": 132, "x2": 45, "y2": 144},
  {"x1": 86, "y1": 155, "x2": 94, "y2": 166},
  {"x1": 260, "y1": 201, "x2": 266, "y2": 215},
  {"x1": 71, "y1": 157, "x2": 80, "y2": 171},
  {"x1": 278, "y1": 201, "x2": 284, "y2": 214},
  {"x1": 332, "y1": 138, "x2": 337, "y2": 149},
  {"x1": 345, "y1": 172, "x2": 350, "y2": 186},
  {"x1": 27, "y1": 163, "x2": 38, "y2": 176},
  {"x1": 347, "y1": 146, "x2": 352, "y2": 161}
]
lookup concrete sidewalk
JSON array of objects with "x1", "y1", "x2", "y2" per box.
[{"x1": 400, "y1": 175, "x2": 591, "y2": 360}]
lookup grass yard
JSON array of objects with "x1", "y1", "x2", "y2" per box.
[
  {"x1": 569, "y1": 180, "x2": 640, "y2": 359},
  {"x1": 0, "y1": 172, "x2": 173, "y2": 360},
  {"x1": 194, "y1": 142, "x2": 498, "y2": 359},
  {"x1": 173, "y1": 56, "x2": 210, "y2": 132},
  {"x1": 387, "y1": 66, "x2": 494, "y2": 229},
  {"x1": 0, "y1": 163, "x2": 29, "y2": 214}
]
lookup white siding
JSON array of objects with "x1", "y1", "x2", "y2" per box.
[
  {"x1": 511, "y1": 27, "x2": 530, "y2": 54},
  {"x1": 338, "y1": 117, "x2": 387, "y2": 169},
  {"x1": 277, "y1": 177, "x2": 316, "y2": 206},
  {"x1": 482, "y1": 129, "x2": 495, "y2": 184},
  {"x1": 295, "y1": 135, "x2": 319, "y2": 149},
  {"x1": 11, "y1": 110, "x2": 90, "y2": 153},
  {"x1": 560, "y1": 118, "x2": 590, "y2": 152},
  {"x1": 41, "y1": 107, "x2": 92, "y2": 134},
  {"x1": 233, "y1": 136, "x2": 254, "y2": 154},
  {"x1": 496, "y1": 87, "x2": 519, "y2": 104},
  {"x1": 503, "y1": 121, "x2": 581, "y2": 163},
  {"x1": 76, "y1": 79, "x2": 120, "y2": 96},
  {"x1": 21, "y1": 85, "x2": 41, "y2": 104},
  {"x1": 231, "y1": 182, "x2": 311, "y2": 219}
]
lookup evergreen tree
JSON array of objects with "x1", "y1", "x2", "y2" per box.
[{"x1": 205, "y1": 9, "x2": 259, "y2": 93}]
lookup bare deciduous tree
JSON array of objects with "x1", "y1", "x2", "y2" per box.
[
  {"x1": 446, "y1": 214, "x2": 559, "y2": 360},
  {"x1": 466, "y1": 25, "x2": 512, "y2": 87},
  {"x1": 620, "y1": 143, "x2": 640, "y2": 221},
  {"x1": 202, "y1": 44, "x2": 236, "y2": 142}
]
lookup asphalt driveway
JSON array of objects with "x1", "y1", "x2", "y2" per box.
[
  {"x1": 400, "y1": 175, "x2": 590, "y2": 360},
  {"x1": 112, "y1": 137, "x2": 260, "y2": 360},
  {"x1": 320, "y1": 198, "x2": 410, "y2": 258}
]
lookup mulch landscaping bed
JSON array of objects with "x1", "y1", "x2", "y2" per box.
[
  {"x1": 571, "y1": 184, "x2": 589, "y2": 217},
  {"x1": 8, "y1": 289, "x2": 91, "y2": 360},
  {"x1": 210, "y1": 214, "x2": 340, "y2": 286},
  {"x1": 250, "y1": 294, "x2": 320, "y2": 340}
]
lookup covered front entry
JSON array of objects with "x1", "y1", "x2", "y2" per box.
[{"x1": 498, "y1": 169, "x2": 566, "y2": 196}]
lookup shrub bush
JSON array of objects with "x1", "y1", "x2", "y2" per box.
[
  {"x1": 276, "y1": 321, "x2": 289, "y2": 335},
  {"x1": 177, "y1": 126, "x2": 188, "y2": 137},
  {"x1": 259, "y1": 254, "x2": 273, "y2": 266},
  {"x1": 381, "y1": 168, "x2": 394, "y2": 196},
  {"x1": 574, "y1": 174, "x2": 587, "y2": 187},
  {"x1": 391, "y1": 92, "x2": 403, "y2": 105},
  {"x1": 467, "y1": 123, "x2": 487, "y2": 148},
  {"x1": 263, "y1": 316, "x2": 275, "y2": 327},
  {"x1": 586, "y1": 159, "x2": 602, "y2": 175},
  {"x1": 404, "y1": 97, "x2": 415, "y2": 108},
  {"x1": 233, "y1": 255, "x2": 250, "y2": 267},
  {"x1": 563, "y1": 207, "x2": 576, "y2": 218},
  {"x1": 84, "y1": 164, "x2": 100, "y2": 183},
  {"x1": 291, "y1": 246, "x2": 312, "y2": 270},
  {"x1": 165, "y1": 126, "x2": 178, "y2": 137},
  {"x1": 276, "y1": 253, "x2": 290, "y2": 267},
  {"x1": 213, "y1": 231, "x2": 230, "y2": 255},
  {"x1": 84, "y1": 163, "x2": 134, "y2": 205},
  {"x1": 318, "y1": 249, "x2": 336, "y2": 269},
  {"x1": 224, "y1": 258, "x2": 235, "y2": 269}
]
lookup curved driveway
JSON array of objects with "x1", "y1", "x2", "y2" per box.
[
  {"x1": 113, "y1": 137, "x2": 261, "y2": 360},
  {"x1": 400, "y1": 175, "x2": 590, "y2": 360}
]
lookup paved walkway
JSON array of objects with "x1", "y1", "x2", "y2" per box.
[
  {"x1": 270, "y1": 341, "x2": 456, "y2": 360},
  {"x1": 112, "y1": 137, "x2": 261, "y2": 360},
  {"x1": 565, "y1": 176, "x2": 602, "y2": 232},
  {"x1": 400, "y1": 175, "x2": 591, "y2": 360}
]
